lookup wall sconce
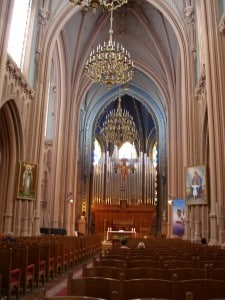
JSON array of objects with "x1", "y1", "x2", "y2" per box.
[
  {"x1": 168, "y1": 194, "x2": 173, "y2": 205},
  {"x1": 67, "y1": 192, "x2": 75, "y2": 203}
]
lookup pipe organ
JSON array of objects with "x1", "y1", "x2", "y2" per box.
[{"x1": 92, "y1": 151, "x2": 157, "y2": 205}]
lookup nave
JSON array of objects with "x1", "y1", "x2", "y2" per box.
[{"x1": 2, "y1": 235, "x2": 225, "y2": 300}]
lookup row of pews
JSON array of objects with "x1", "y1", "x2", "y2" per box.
[
  {"x1": 44, "y1": 238, "x2": 225, "y2": 300},
  {"x1": 0, "y1": 234, "x2": 102, "y2": 299}
]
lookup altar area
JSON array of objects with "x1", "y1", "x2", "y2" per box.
[
  {"x1": 91, "y1": 202, "x2": 156, "y2": 237},
  {"x1": 106, "y1": 229, "x2": 136, "y2": 241}
]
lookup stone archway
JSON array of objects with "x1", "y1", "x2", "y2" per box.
[{"x1": 0, "y1": 100, "x2": 23, "y2": 234}]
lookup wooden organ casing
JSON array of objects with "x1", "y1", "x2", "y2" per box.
[{"x1": 91, "y1": 203, "x2": 156, "y2": 234}]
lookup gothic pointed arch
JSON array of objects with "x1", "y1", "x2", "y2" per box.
[{"x1": 0, "y1": 99, "x2": 23, "y2": 233}]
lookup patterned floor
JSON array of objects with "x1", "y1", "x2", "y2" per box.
[{"x1": 19, "y1": 261, "x2": 91, "y2": 300}]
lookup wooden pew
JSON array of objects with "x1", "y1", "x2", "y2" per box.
[
  {"x1": 28, "y1": 243, "x2": 46, "y2": 287},
  {"x1": 205, "y1": 266, "x2": 225, "y2": 281},
  {"x1": 45, "y1": 297, "x2": 106, "y2": 300},
  {"x1": 166, "y1": 267, "x2": 205, "y2": 281},
  {"x1": 58, "y1": 240, "x2": 69, "y2": 273},
  {"x1": 126, "y1": 267, "x2": 166, "y2": 280},
  {"x1": 2, "y1": 243, "x2": 35, "y2": 294},
  {"x1": 93, "y1": 258, "x2": 127, "y2": 270},
  {"x1": 64, "y1": 237, "x2": 76, "y2": 269},
  {"x1": 45, "y1": 294, "x2": 119, "y2": 300},
  {"x1": 0, "y1": 273, "x2": 2, "y2": 299},
  {"x1": 67, "y1": 272, "x2": 122, "y2": 300},
  {"x1": 127, "y1": 255, "x2": 158, "y2": 261},
  {"x1": 40, "y1": 242, "x2": 54, "y2": 281},
  {"x1": 163, "y1": 260, "x2": 195, "y2": 269},
  {"x1": 173, "y1": 278, "x2": 225, "y2": 300},
  {"x1": 100, "y1": 254, "x2": 128, "y2": 261},
  {"x1": 51, "y1": 240, "x2": 63, "y2": 276},
  {"x1": 126, "y1": 259, "x2": 161, "y2": 269},
  {"x1": 12, "y1": 245, "x2": 35, "y2": 294},
  {"x1": 120, "y1": 275, "x2": 174, "y2": 299},
  {"x1": 0, "y1": 247, "x2": 21, "y2": 299},
  {"x1": 82, "y1": 264, "x2": 124, "y2": 280}
]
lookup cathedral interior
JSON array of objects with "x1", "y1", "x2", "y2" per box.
[{"x1": 0, "y1": 0, "x2": 225, "y2": 247}]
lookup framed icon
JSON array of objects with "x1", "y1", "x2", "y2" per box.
[
  {"x1": 185, "y1": 164, "x2": 207, "y2": 205},
  {"x1": 17, "y1": 161, "x2": 38, "y2": 200}
]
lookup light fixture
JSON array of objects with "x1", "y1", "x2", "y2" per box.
[
  {"x1": 67, "y1": 192, "x2": 75, "y2": 203},
  {"x1": 70, "y1": 1, "x2": 128, "y2": 13},
  {"x1": 100, "y1": 96, "x2": 138, "y2": 147},
  {"x1": 84, "y1": 3, "x2": 134, "y2": 87}
]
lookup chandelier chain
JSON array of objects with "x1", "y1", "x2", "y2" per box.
[{"x1": 84, "y1": 3, "x2": 134, "y2": 87}]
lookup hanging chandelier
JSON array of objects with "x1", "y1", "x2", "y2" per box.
[
  {"x1": 84, "y1": 4, "x2": 134, "y2": 87},
  {"x1": 100, "y1": 96, "x2": 138, "y2": 147},
  {"x1": 70, "y1": 1, "x2": 128, "y2": 12}
]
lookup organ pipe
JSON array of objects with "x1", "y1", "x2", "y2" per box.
[{"x1": 92, "y1": 151, "x2": 156, "y2": 205}]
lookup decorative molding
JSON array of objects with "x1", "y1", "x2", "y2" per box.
[
  {"x1": 44, "y1": 140, "x2": 53, "y2": 147},
  {"x1": 184, "y1": 4, "x2": 196, "y2": 54},
  {"x1": 194, "y1": 64, "x2": 206, "y2": 101},
  {"x1": 35, "y1": 8, "x2": 50, "y2": 61},
  {"x1": 6, "y1": 56, "x2": 35, "y2": 100},
  {"x1": 39, "y1": 8, "x2": 50, "y2": 26},
  {"x1": 219, "y1": 11, "x2": 225, "y2": 34}
]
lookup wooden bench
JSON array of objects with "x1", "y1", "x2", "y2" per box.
[
  {"x1": 40, "y1": 242, "x2": 54, "y2": 281},
  {"x1": 67, "y1": 272, "x2": 122, "y2": 299},
  {"x1": 126, "y1": 259, "x2": 161, "y2": 269},
  {"x1": 205, "y1": 266, "x2": 225, "y2": 281},
  {"x1": 82, "y1": 264, "x2": 124, "y2": 280},
  {"x1": 163, "y1": 260, "x2": 195, "y2": 269},
  {"x1": 0, "y1": 247, "x2": 21, "y2": 299},
  {"x1": 45, "y1": 295, "x2": 119, "y2": 300},
  {"x1": 93, "y1": 258, "x2": 127, "y2": 270},
  {"x1": 120, "y1": 275, "x2": 174, "y2": 299},
  {"x1": 0, "y1": 273, "x2": 2, "y2": 299},
  {"x1": 126, "y1": 267, "x2": 166, "y2": 280},
  {"x1": 11, "y1": 245, "x2": 35, "y2": 294},
  {"x1": 28, "y1": 243, "x2": 46, "y2": 287},
  {"x1": 100, "y1": 254, "x2": 128, "y2": 261},
  {"x1": 166, "y1": 267, "x2": 205, "y2": 281},
  {"x1": 127, "y1": 255, "x2": 158, "y2": 261},
  {"x1": 173, "y1": 278, "x2": 225, "y2": 300}
]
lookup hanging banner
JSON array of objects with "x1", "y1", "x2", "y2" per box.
[{"x1": 172, "y1": 198, "x2": 185, "y2": 236}]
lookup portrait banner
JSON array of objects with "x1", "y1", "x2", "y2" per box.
[
  {"x1": 17, "y1": 161, "x2": 38, "y2": 200},
  {"x1": 172, "y1": 199, "x2": 185, "y2": 236},
  {"x1": 185, "y1": 164, "x2": 207, "y2": 205}
]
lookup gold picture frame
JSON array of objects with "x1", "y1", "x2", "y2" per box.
[
  {"x1": 17, "y1": 161, "x2": 38, "y2": 200},
  {"x1": 185, "y1": 164, "x2": 207, "y2": 205}
]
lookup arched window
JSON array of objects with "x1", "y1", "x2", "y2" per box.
[
  {"x1": 152, "y1": 142, "x2": 158, "y2": 204},
  {"x1": 119, "y1": 142, "x2": 137, "y2": 160},
  {"x1": 93, "y1": 139, "x2": 102, "y2": 165},
  {"x1": 152, "y1": 142, "x2": 158, "y2": 168},
  {"x1": 7, "y1": 0, "x2": 32, "y2": 70}
]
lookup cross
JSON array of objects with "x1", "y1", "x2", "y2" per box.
[{"x1": 115, "y1": 158, "x2": 134, "y2": 182}]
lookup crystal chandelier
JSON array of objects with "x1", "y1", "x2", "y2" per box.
[
  {"x1": 100, "y1": 96, "x2": 138, "y2": 147},
  {"x1": 84, "y1": 4, "x2": 134, "y2": 87},
  {"x1": 70, "y1": 1, "x2": 128, "y2": 12}
]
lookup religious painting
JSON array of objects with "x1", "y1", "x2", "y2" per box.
[
  {"x1": 172, "y1": 199, "x2": 185, "y2": 236},
  {"x1": 185, "y1": 164, "x2": 207, "y2": 205},
  {"x1": 17, "y1": 161, "x2": 38, "y2": 200}
]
